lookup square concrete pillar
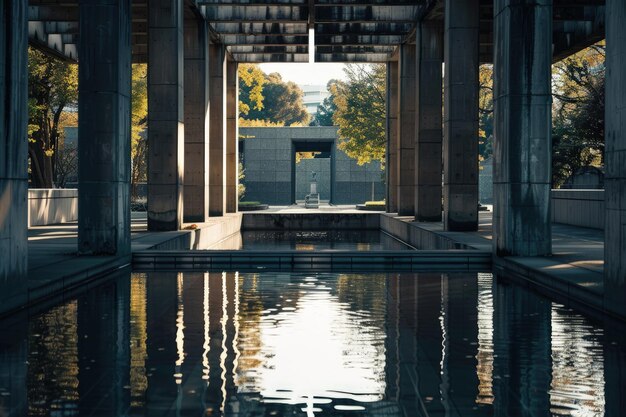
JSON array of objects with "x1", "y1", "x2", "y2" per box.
[
  {"x1": 208, "y1": 44, "x2": 227, "y2": 217},
  {"x1": 78, "y1": 0, "x2": 132, "y2": 255},
  {"x1": 183, "y1": 17, "x2": 209, "y2": 223},
  {"x1": 147, "y1": 0, "x2": 184, "y2": 231},
  {"x1": 493, "y1": 0, "x2": 552, "y2": 257},
  {"x1": 0, "y1": 1, "x2": 28, "y2": 314},
  {"x1": 443, "y1": 0, "x2": 480, "y2": 231},
  {"x1": 225, "y1": 58, "x2": 239, "y2": 213},
  {"x1": 386, "y1": 60, "x2": 399, "y2": 213},
  {"x1": 415, "y1": 22, "x2": 443, "y2": 222},
  {"x1": 604, "y1": 0, "x2": 626, "y2": 316},
  {"x1": 397, "y1": 44, "x2": 417, "y2": 216}
]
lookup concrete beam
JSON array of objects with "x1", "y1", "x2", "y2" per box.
[
  {"x1": 183, "y1": 16, "x2": 210, "y2": 223},
  {"x1": 493, "y1": 0, "x2": 553, "y2": 257},
  {"x1": 0, "y1": 0, "x2": 29, "y2": 314},
  {"x1": 209, "y1": 43, "x2": 227, "y2": 217},
  {"x1": 443, "y1": 0, "x2": 479, "y2": 231},
  {"x1": 415, "y1": 21, "x2": 443, "y2": 222},
  {"x1": 604, "y1": 0, "x2": 626, "y2": 317},
  {"x1": 147, "y1": 0, "x2": 185, "y2": 231},
  {"x1": 225, "y1": 58, "x2": 239, "y2": 213},
  {"x1": 397, "y1": 43, "x2": 416, "y2": 216},
  {"x1": 386, "y1": 60, "x2": 399, "y2": 213},
  {"x1": 78, "y1": 0, "x2": 132, "y2": 255}
]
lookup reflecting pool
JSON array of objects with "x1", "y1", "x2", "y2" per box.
[
  {"x1": 0, "y1": 271, "x2": 625, "y2": 416},
  {"x1": 238, "y1": 230, "x2": 414, "y2": 251}
]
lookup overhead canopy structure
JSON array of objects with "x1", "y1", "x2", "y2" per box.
[{"x1": 28, "y1": 0, "x2": 605, "y2": 63}]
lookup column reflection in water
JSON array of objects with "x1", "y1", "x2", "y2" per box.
[
  {"x1": 0, "y1": 314, "x2": 28, "y2": 416},
  {"x1": 179, "y1": 272, "x2": 205, "y2": 413},
  {"x1": 415, "y1": 274, "x2": 444, "y2": 415},
  {"x1": 146, "y1": 272, "x2": 179, "y2": 414},
  {"x1": 492, "y1": 276, "x2": 552, "y2": 416},
  {"x1": 27, "y1": 302, "x2": 78, "y2": 415},
  {"x1": 444, "y1": 273, "x2": 481, "y2": 416},
  {"x1": 604, "y1": 318, "x2": 626, "y2": 417},
  {"x1": 77, "y1": 273, "x2": 130, "y2": 416}
]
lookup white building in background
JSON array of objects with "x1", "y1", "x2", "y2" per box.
[{"x1": 300, "y1": 84, "x2": 331, "y2": 115}]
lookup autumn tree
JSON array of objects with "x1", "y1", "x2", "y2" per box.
[
  {"x1": 332, "y1": 64, "x2": 386, "y2": 165},
  {"x1": 131, "y1": 64, "x2": 148, "y2": 199},
  {"x1": 238, "y1": 64, "x2": 266, "y2": 118},
  {"x1": 551, "y1": 43, "x2": 605, "y2": 187},
  {"x1": 246, "y1": 72, "x2": 309, "y2": 125},
  {"x1": 28, "y1": 47, "x2": 78, "y2": 188}
]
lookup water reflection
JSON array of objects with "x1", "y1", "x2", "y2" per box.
[
  {"x1": 238, "y1": 230, "x2": 413, "y2": 251},
  {"x1": 0, "y1": 271, "x2": 624, "y2": 416}
]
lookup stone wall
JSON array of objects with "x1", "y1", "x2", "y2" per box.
[
  {"x1": 240, "y1": 126, "x2": 385, "y2": 205},
  {"x1": 28, "y1": 188, "x2": 78, "y2": 227},
  {"x1": 551, "y1": 189, "x2": 604, "y2": 230}
]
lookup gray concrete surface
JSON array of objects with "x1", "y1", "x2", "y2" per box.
[
  {"x1": 552, "y1": 190, "x2": 605, "y2": 230},
  {"x1": 183, "y1": 16, "x2": 210, "y2": 223},
  {"x1": 493, "y1": 0, "x2": 553, "y2": 257},
  {"x1": 415, "y1": 21, "x2": 443, "y2": 222},
  {"x1": 78, "y1": 0, "x2": 131, "y2": 256},
  {"x1": 28, "y1": 189, "x2": 78, "y2": 227},
  {"x1": 0, "y1": 1, "x2": 29, "y2": 313},
  {"x1": 208, "y1": 43, "x2": 227, "y2": 217},
  {"x1": 240, "y1": 127, "x2": 384, "y2": 205},
  {"x1": 386, "y1": 60, "x2": 399, "y2": 213},
  {"x1": 443, "y1": 0, "x2": 479, "y2": 232},
  {"x1": 147, "y1": 0, "x2": 184, "y2": 231},
  {"x1": 226, "y1": 58, "x2": 239, "y2": 213},
  {"x1": 7, "y1": 212, "x2": 242, "y2": 318},
  {"x1": 604, "y1": 0, "x2": 626, "y2": 317},
  {"x1": 397, "y1": 44, "x2": 417, "y2": 216}
]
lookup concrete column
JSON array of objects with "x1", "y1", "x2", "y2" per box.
[
  {"x1": 0, "y1": 1, "x2": 28, "y2": 313},
  {"x1": 493, "y1": 0, "x2": 553, "y2": 256},
  {"x1": 225, "y1": 59, "x2": 239, "y2": 213},
  {"x1": 443, "y1": 0, "x2": 480, "y2": 231},
  {"x1": 397, "y1": 44, "x2": 417, "y2": 216},
  {"x1": 604, "y1": 0, "x2": 626, "y2": 316},
  {"x1": 415, "y1": 22, "x2": 443, "y2": 222},
  {"x1": 183, "y1": 16, "x2": 209, "y2": 223},
  {"x1": 78, "y1": 0, "x2": 132, "y2": 255},
  {"x1": 386, "y1": 61, "x2": 399, "y2": 213},
  {"x1": 147, "y1": 0, "x2": 184, "y2": 231},
  {"x1": 209, "y1": 44, "x2": 227, "y2": 216}
]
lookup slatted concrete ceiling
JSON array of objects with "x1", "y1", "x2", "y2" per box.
[{"x1": 27, "y1": 0, "x2": 606, "y2": 64}]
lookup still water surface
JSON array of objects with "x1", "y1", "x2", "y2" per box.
[
  {"x1": 239, "y1": 230, "x2": 414, "y2": 251},
  {"x1": 0, "y1": 272, "x2": 624, "y2": 416}
]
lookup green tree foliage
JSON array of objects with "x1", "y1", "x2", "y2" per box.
[
  {"x1": 552, "y1": 43, "x2": 605, "y2": 187},
  {"x1": 131, "y1": 64, "x2": 148, "y2": 199},
  {"x1": 332, "y1": 64, "x2": 386, "y2": 165},
  {"x1": 28, "y1": 47, "x2": 78, "y2": 188},
  {"x1": 238, "y1": 66, "x2": 309, "y2": 126},
  {"x1": 238, "y1": 64, "x2": 266, "y2": 117},
  {"x1": 245, "y1": 72, "x2": 309, "y2": 126},
  {"x1": 478, "y1": 65, "x2": 494, "y2": 164},
  {"x1": 311, "y1": 79, "x2": 339, "y2": 127}
]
